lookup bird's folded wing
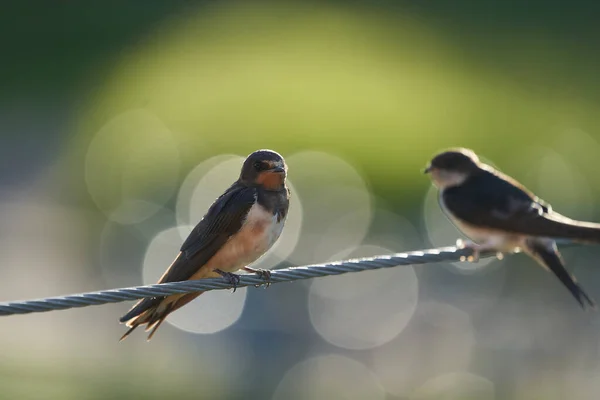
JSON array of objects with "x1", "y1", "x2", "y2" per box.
[
  {"x1": 441, "y1": 170, "x2": 563, "y2": 236},
  {"x1": 157, "y1": 184, "x2": 257, "y2": 284}
]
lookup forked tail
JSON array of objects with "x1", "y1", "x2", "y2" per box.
[
  {"x1": 119, "y1": 292, "x2": 204, "y2": 341},
  {"x1": 523, "y1": 238, "x2": 596, "y2": 310}
]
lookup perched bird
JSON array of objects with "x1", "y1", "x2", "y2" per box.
[
  {"x1": 424, "y1": 147, "x2": 600, "y2": 309},
  {"x1": 120, "y1": 149, "x2": 290, "y2": 340}
]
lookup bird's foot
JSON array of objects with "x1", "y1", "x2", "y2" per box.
[
  {"x1": 244, "y1": 267, "x2": 272, "y2": 288},
  {"x1": 456, "y1": 239, "x2": 502, "y2": 262},
  {"x1": 456, "y1": 239, "x2": 482, "y2": 262},
  {"x1": 214, "y1": 269, "x2": 241, "y2": 292}
]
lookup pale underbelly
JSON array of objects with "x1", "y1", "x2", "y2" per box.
[
  {"x1": 194, "y1": 204, "x2": 286, "y2": 279},
  {"x1": 452, "y1": 217, "x2": 523, "y2": 252}
]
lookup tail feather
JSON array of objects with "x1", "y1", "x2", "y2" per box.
[
  {"x1": 523, "y1": 238, "x2": 597, "y2": 310},
  {"x1": 145, "y1": 313, "x2": 171, "y2": 341},
  {"x1": 119, "y1": 297, "x2": 164, "y2": 324},
  {"x1": 119, "y1": 324, "x2": 139, "y2": 342},
  {"x1": 119, "y1": 292, "x2": 204, "y2": 341}
]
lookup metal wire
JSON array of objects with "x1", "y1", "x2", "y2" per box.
[{"x1": 0, "y1": 245, "x2": 492, "y2": 317}]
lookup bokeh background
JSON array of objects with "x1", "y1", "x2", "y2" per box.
[{"x1": 2, "y1": 1, "x2": 600, "y2": 399}]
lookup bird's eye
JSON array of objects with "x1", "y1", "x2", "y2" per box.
[{"x1": 253, "y1": 161, "x2": 265, "y2": 171}]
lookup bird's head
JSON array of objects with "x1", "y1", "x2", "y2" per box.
[
  {"x1": 240, "y1": 149, "x2": 287, "y2": 190},
  {"x1": 424, "y1": 148, "x2": 480, "y2": 189}
]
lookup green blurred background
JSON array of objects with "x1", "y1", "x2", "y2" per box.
[{"x1": 2, "y1": 1, "x2": 600, "y2": 399}]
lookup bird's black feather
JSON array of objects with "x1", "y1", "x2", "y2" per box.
[
  {"x1": 164, "y1": 183, "x2": 257, "y2": 283},
  {"x1": 442, "y1": 169, "x2": 600, "y2": 242}
]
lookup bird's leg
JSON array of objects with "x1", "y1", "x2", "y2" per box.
[
  {"x1": 244, "y1": 266, "x2": 272, "y2": 287},
  {"x1": 214, "y1": 269, "x2": 241, "y2": 292},
  {"x1": 456, "y1": 239, "x2": 501, "y2": 262}
]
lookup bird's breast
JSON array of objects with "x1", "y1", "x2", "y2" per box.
[{"x1": 203, "y1": 202, "x2": 285, "y2": 274}]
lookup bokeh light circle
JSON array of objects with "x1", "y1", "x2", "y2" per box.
[
  {"x1": 272, "y1": 354, "x2": 385, "y2": 400},
  {"x1": 142, "y1": 227, "x2": 247, "y2": 334},
  {"x1": 85, "y1": 109, "x2": 180, "y2": 224},
  {"x1": 365, "y1": 207, "x2": 424, "y2": 252},
  {"x1": 523, "y1": 146, "x2": 594, "y2": 220},
  {"x1": 187, "y1": 157, "x2": 244, "y2": 227},
  {"x1": 554, "y1": 128, "x2": 600, "y2": 200},
  {"x1": 285, "y1": 151, "x2": 372, "y2": 265},
  {"x1": 175, "y1": 154, "x2": 240, "y2": 229},
  {"x1": 372, "y1": 301, "x2": 476, "y2": 397},
  {"x1": 308, "y1": 245, "x2": 418, "y2": 350},
  {"x1": 98, "y1": 205, "x2": 180, "y2": 289}
]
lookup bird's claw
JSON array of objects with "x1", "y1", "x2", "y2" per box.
[
  {"x1": 245, "y1": 267, "x2": 272, "y2": 288},
  {"x1": 214, "y1": 269, "x2": 241, "y2": 292},
  {"x1": 456, "y1": 239, "x2": 504, "y2": 262},
  {"x1": 256, "y1": 269, "x2": 272, "y2": 288},
  {"x1": 456, "y1": 238, "x2": 481, "y2": 263}
]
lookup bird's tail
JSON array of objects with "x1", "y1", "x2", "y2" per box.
[
  {"x1": 119, "y1": 292, "x2": 204, "y2": 341},
  {"x1": 544, "y1": 215, "x2": 600, "y2": 244},
  {"x1": 523, "y1": 238, "x2": 596, "y2": 310}
]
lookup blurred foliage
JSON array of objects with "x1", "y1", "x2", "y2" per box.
[{"x1": 2, "y1": 1, "x2": 600, "y2": 205}]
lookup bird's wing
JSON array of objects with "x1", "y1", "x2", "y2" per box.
[
  {"x1": 158, "y1": 183, "x2": 257, "y2": 284},
  {"x1": 442, "y1": 169, "x2": 560, "y2": 235}
]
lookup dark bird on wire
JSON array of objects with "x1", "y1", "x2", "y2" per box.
[
  {"x1": 425, "y1": 147, "x2": 600, "y2": 309},
  {"x1": 120, "y1": 149, "x2": 290, "y2": 340}
]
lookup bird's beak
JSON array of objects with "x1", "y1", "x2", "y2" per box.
[
  {"x1": 423, "y1": 165, "x2": 432, "y2": 174},
  {"x1": 271, "y1": 166, "x2": 286, "y2": 173}
]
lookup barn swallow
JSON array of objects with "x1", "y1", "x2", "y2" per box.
[
  {"x1": 120, "y1": 149, "x2": 290, "y2": 340},
  {"x1": 424, "y1": 147, "x2": 600, "y2": 309}
]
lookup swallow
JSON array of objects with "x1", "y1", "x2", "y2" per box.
[
  {"x1": 119, "y1": 149, "x2": 290, "y2": 340},
  {"x1": 424, "y1": 147, "x2": 600, "y2": 309}
]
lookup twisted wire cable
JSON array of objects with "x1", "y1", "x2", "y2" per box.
[{"x1": 0, "y1": 245, "x2": 493, "y2": 317}]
